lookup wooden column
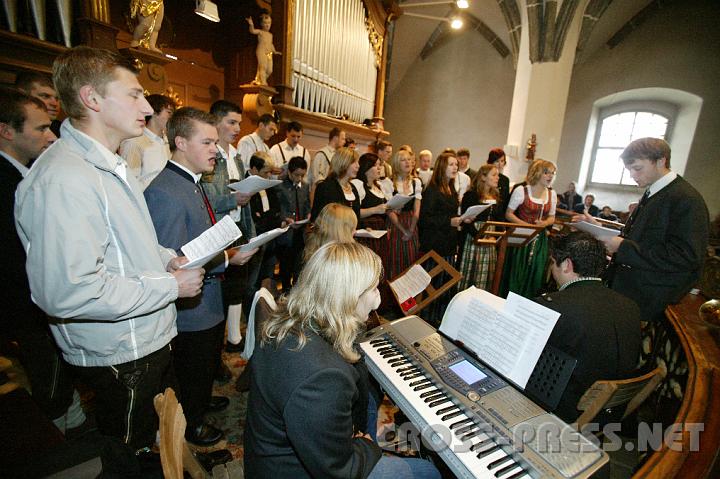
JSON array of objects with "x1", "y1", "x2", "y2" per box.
[
  {"x1": 76, "y1": 0, "x2": 118, "y2": 51},
  {"x1": 273, "y1": 0, "x2": 295, "y2": 105}
]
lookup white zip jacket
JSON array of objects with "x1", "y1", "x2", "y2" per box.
[{"x1": 14, "y1": 120, "x2": 179, "y2": 367}]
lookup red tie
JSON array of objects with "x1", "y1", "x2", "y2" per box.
[{"x1": 198, "y1": 182, "x2": 217, "y2": 225}]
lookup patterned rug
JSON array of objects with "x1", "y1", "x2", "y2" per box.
[{"x1": 192, "y1": 349, "x2": 249, "y2": 462}]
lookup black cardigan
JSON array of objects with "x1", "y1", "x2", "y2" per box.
[
  {"x1": 418, "y1": 184, "x2": 459, "y2": 257},
  {"x1": 311, "y1": 178, "x2": 361, "y2": 222}
]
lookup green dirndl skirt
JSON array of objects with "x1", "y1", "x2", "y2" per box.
[{"x1": 500, "y1": 230, "x2": 549, "y2": 298}]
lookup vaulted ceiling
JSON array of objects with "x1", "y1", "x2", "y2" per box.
[{"x1": 387, "y1": 0, "x2": 658, "y2": 95}]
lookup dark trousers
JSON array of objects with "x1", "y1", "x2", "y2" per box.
[
  {"x1": 73, "y1": 343, "x2": 175, "y2": 450},
  {"x1": 172, "y1": 321, "x2": 225, "y2": 428},
  {"x1": 277, "y1": 231, "x2": 305, "y2": 290},
  {"x1": 10, "y1": 327, "x2": 75, "y2": 420},
  {"x1": 222, "y1": 247, "x2": 264, "y2": 316}
]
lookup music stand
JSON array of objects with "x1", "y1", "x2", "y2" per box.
[
  {"x1": 389, "y1": 250, "x2": 461, "y2": 316},
  {"x1": 525, "y1": 344, "x2": 577, "y2": 411},
  {"x1": 474, "y1": 221, "x2": 544, "y2": 295}
]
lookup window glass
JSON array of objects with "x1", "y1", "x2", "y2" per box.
[{"x1": 591, "y1": 112, "x2": 668, "y2": 185}]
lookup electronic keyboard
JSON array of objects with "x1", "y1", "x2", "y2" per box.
[{"x1": 360, "y1": 316, "x2": 608, "y2": 479}]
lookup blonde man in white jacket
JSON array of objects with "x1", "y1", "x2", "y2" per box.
[{"x1": 14, "y1": 46, "x2": 204, "y2": 451}]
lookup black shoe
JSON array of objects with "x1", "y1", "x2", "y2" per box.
[
  {"x1": 195, "y1": 449, "x2": 233, "y2": 472},
  {"x1": 215, "y1": 361, "x2": 232, "y2": 384},
  {"x1": 224, "y1": 338, "x2": 245, "y2": 353},
  {"x1": 235, "y1": 365, "x2": 251, "y2": 393},
  {"x1": 206, "y1": 395, "x2": 230, "y2": 413},
  {"x1": 185, "y1": 423, "x2": 223, "y2": 447}
]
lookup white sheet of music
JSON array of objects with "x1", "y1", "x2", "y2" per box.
[
  {"x1": 459, "y1": 203, "x2": 491, "y2": 221},
  {"x1": 228, "y1": 175, "x2": 282, "y2": 195},
  {"x1": 239, "y1": 225, "x2": 289, "y2": 252},
  {"x1": 439, "y1": 287, "x2": 560, "y2": 388},
  {"x1": 570, "y1": 220, "x2": 621, "y2": 239},
  {"x1": 507, "y1": 227, "x2": 537, "y2": 245},
  {"x1": 354, "y1": 229, "x2": 387, "y2": 239},
  {"x1": 180, "y1": 216, "x2": 242, "y2": 269},
  {"x1": 386, "y1": 194, "x2": 413, "y2": 210},
  {"x1": 389, "y1": 264, "x2": 431, "y2": 302}
]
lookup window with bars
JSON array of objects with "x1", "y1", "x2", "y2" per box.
[{"x1": 589, "y1": 111, "x2": 670, "y2": 185}]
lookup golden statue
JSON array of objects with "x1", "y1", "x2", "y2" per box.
[
  {"x1": 247, "y1": 13, "x2": 281, "y2": 85},
  {"x1": 526, "y1": 133, "x2": 537, "y2": 162},
  {"x1": 130, "y1": 0, "x2": 164, "y2": 53}
]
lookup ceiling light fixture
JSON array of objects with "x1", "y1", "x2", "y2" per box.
[
  {"x1": 195, "y1": 0, "x2": 220, "y2": 23},
  {"x1": 401, "y1": 1, "x2": 469, "y2": 29},
  {"x1": 450, "y1": 17, "x2": 463, "y2": 29}
]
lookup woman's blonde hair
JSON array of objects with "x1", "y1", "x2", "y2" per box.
[
  {"x1": 525, "y1": 158, "x2": 557, "y2": 186},
  {"x1": 303, "y1": 203, "x2": 357, "y2": 264},
  {"x1": 470, "y1": 164, "x2": 500, "y2": 200},
  {"x1": 263, "y1": 242, "x2": 383, "y2": 362},
  {"x1": 390, "y1": 148, "x2": 413, "y2": 183},
  {"x1": 328, "y1": 147, "x2": 359, "y2": 180}
]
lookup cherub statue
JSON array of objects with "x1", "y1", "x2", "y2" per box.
[
  {"x1": 129, "y1": 0, "x2": 164, "y2": 53},
  {"x1": 246, "y1": 13, "x2": 281, "y2": 85}
]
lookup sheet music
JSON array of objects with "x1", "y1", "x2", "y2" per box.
[
  {"x1": 238, "y1": 225, "x2": 289, "y2": 252},
  {"x1": 389, "y1": 264, "x2": 431, "y2": 302},
  {"x1": 354, "y1": 229, "x2": 387, "y2": 239},
  {"x1": 228, "y1": 175, "x2": 282, "y2": 195},
  {"x1": 507, "y1": 227, "x2": 537, "y2": 245},
  {"x1": 570, "y1": 221, "x2": 621, "y2": 239},
  {"x1": 386, "y1": 194, "x2": 413, "y2": 210},
  {"x1": 439, "y1": 287, "x2": 560, "y2": 388},
  {"x1": 292, "y1": 217, "x2": 310, "y2": 225},
  {"x1": 460, "y1": 204, "x2": 491, "y2": 221},
  {"x1": 180, "y1": 216, "x2": 242, "y2": 269}
]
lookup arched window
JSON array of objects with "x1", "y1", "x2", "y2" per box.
[{"x1": 589, "y1": 110, "x2": 670, "y2": 185}]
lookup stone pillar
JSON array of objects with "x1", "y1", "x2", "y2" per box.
[{"x1": 504, "y1": 0, "x2": 586, "y2": 183}]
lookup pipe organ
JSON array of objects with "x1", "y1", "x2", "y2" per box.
[{"x1": 292, "y1": 0, "x2": 379, "y2": 123}]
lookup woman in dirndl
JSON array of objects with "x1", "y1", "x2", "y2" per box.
[
  {"x1": 457, "y1": 164, "x2": 504, "y2": 292},
  {"x1": 502, "y1": 159, "x2": 557, "y2": 298},
  {"x1": 352, "y1": 153, "x2": 395, "y2": 311},
  {"x1": 380, "y1": 149, "x2": 422, "y2": 284},
  {"x1": 351, "y1": 153, "x2": 389, "y2": 252}
]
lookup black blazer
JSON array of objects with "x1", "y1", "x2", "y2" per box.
[
  {"x1": 418, "y1": 184, "x2": 459, "y2": 257},
  {"x1": 1, "y1": 156, "x2": 47, "y2": 336},
  {"x1": 460, "y1": 190, "x2": 504, "y2": 238},
  {"x1": 311, "y1": 178, "x2": 361, "y2": 221},
  {"x1": 249, "y1": 185, "x2": 283, "y2": 234},
  {"x1": 244, "y1": 328, "x2": 381, "y2": 478},
  {"x1": 497, "y1": 173, "x2": 511, "y2": 213},
  {"x1": 535, "y1": 281, "x2": 641, "y2": 423},
  {"x1": 612, "y1": 176, "x2": 709, "y2": 321}
]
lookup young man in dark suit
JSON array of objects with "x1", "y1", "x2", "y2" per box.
[
  {"x1": 583, "y1": 137, "x2": 709, "y2": 322},
  {"x1": 276, "y1": 155, "x2": 311, "y2": 290},
  {"x1": 0, "y1": 89, "x2": 82, "y2": 429},
  {"x1": 144, "y1": 107, "x2": 257, "y2": 446}
]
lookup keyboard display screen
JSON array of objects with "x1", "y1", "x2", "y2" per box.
[{"x1": 449, "y1": 360, "x2": 487, "y2": 385}]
